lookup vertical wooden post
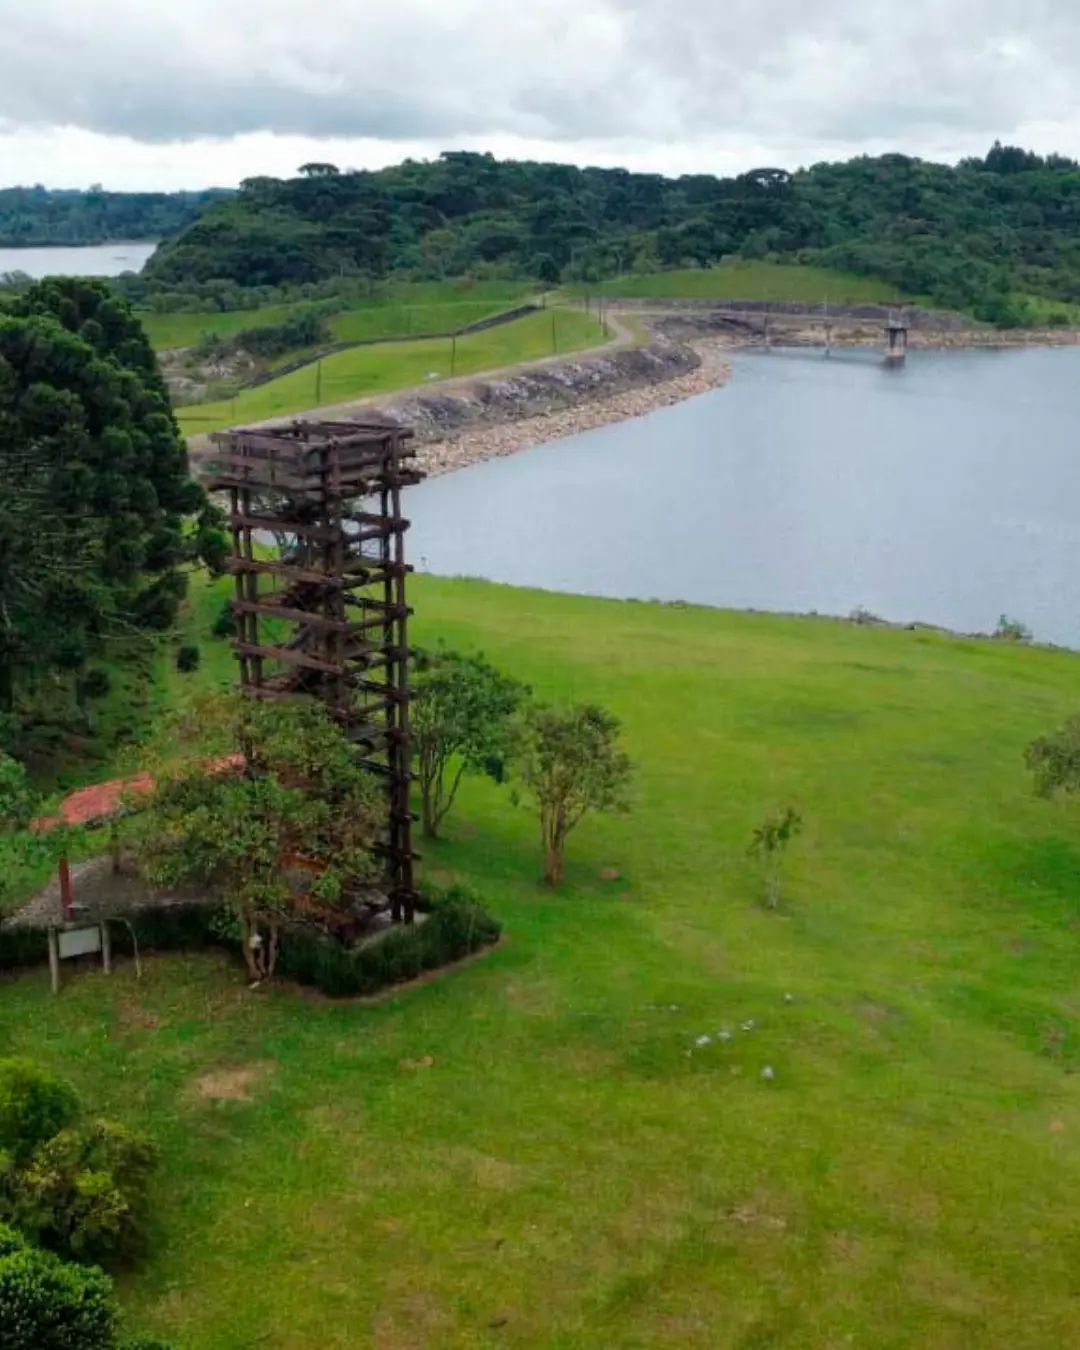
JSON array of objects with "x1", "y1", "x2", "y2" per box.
[
  {"x1": 48, "y1": 928, "x2": 60, "y2": 995},
  {"x1": 58, "y1": 857, "x2": 73, "y2": 921},
  {"x1": 101, "y1": 923, "x2": 112, "y2": 975}
]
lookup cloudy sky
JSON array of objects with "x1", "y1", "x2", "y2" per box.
[{"x1": 0, "y1": 0, "x2": 1076, "y2": 188}]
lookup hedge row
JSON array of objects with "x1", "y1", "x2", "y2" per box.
[{"x1": 0, "y1": 889, "x2": 500, "y2": 999}]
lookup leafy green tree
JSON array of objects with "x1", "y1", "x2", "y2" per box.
[
  {"x1": 513, "y1": 703, "x2": 633, "y2": 886},
  {"x1": 0, "y1": 753, "x2": 35, "y2": 830},
  {"x1": 0, "y1": 278, "x2": 224, "y2": 746},
  {"x1": 138, "y1": 696, "x2": 383, "y2": 981},
  {"x1": 412, "y1": 648, "x2": 526, "y2": 839}
]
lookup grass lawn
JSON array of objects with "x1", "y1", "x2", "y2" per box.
[
  {"x1": 138, "y1": 281, "x2": 536, "y2": 352},
  {"x1": 6, "y1": 576, "x2": 1080, "y2": 1347},
  {"x1": 177, "y1": 307, "x2": 605, "y2": 435},
  {"x1": 139, "y1": 305, "x2": 297, "y2": 351},
  {"x1": 568, "y1": 261, "x2": 916, "y2": 306}
]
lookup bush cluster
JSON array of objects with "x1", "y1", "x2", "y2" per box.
[
  {"x1": 0, "y1": 1221, "x2": 171, "y2": 1350},
  {"x1": 275, "y1": 891, "x2": 501, "y2": 998},
  {"x1": 174, "y1": 645, "x2": 201, "y2": 674},
  {"x1": 0, "y1": 1223, "x2": 114, "y2": 1350},
  {"x1": 0, "y1": 1061, "x2": 157, "y2": 1265}
]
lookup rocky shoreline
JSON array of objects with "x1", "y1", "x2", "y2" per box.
[{"x1": 411, "y1": 338, "x2": 733, "y2": 478}]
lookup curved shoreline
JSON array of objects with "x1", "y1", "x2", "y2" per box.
[{"x1": 413, "y1": 338, "x2": 734, "y2": 478}]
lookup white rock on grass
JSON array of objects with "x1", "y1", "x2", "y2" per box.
[
  {"x1": 761, "y1": 1065, "x2": 776, "y2": 1082},
  {"x1": 695, "y1": 1035, "x2": 713, "y2": 1047}
]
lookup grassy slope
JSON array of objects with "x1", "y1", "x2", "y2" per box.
[
  {"x1": 568, "y1": 261, "x2": 914, "y2": 305},
  {"x1": 177, "y1": 307, "x2": 605, "y2": 434},
  {"x1": 6, "y1": 576, "x2": 1080, "y2": 1348},
  {"x1": 139, "y1": 281, "x2": 535, "y2": 351}
]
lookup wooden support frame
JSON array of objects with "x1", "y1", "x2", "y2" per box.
[{"x1": 206, "y1": 420, "x2": 421, "y2": 922}]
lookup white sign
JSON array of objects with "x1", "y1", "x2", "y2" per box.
[{"x1": 58, "y1": 926, "x2": 103, "y2": 960}]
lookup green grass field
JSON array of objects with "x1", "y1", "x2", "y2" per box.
[
  {"x1": 6, "y1": 575, "x2": 1080, "y2": 1347},
  {"x1": 177, "y1": 307, "x2": 606, "y2": 435},
  {"x1": 568, "y1": 260, "x2": 914, "y2": 306},
  {"x1": 139, "y1": 280, "x2": 536, "y2": 351},
  {"x1": 140, "y1": 305, "x2": 296, "y2": 351}
]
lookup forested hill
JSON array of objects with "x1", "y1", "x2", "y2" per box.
[
  {"x1": 144, "y1": 145, "x2": 1080, "y2": 319},
  {"x1": 0, "y1": 187, "x2": 230, "y2": 247}
]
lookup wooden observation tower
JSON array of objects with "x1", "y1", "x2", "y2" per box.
[{"x1": 206, "y1": 420, "x2": 422, "y2": 922}]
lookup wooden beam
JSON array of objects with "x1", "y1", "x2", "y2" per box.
[
  {"x1": 233, "y1": 642, "x2": 347, "y2": 676},
  {"x1": 231, "y1": 600, "x2": 352, "y2": 633},
  {"x1": 228, "y1": 558, "x2": 346, "y2": 588}
]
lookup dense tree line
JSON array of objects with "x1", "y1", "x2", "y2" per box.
[
  {"x1": 0, "y1": 186, "x2": 229, "y2": 248},
  {"x1": 145, "y1": 145, "x2": 1080, "y2": 314}
]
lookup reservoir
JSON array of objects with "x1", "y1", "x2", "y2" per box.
[
  {"x1": 0, "y1": 240, "x2": 156, "y2": 278},
  {"x1": 406, "y1": 346, "x2": 1080, "y2": 647}
]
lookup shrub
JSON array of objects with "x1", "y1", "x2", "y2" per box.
[
  {"x1": 0, "y1": 916, "x2": 50, "y2": 972},
  {"x1": 11, "y1": 1120, "x2": 159, "y2": 1263},
  {"x1": 274, "y1": 893, "x2": 501, "y2": 998},
  {"x1": 232, "y1": 303, "x2": 338, "y2": 359},
  {"x1": 0, "y1": 1232, "x2": 115, "y2": 1350},
  {"x1": 211, "y1": 601, "x2": 236, "y2": 639},
  {"x1": 749, "y1": 807, "x2": 803, "y2": 908},
  {"x1": 0, "y1": 1060, "x2": 81, "y2": 1169},
  {"x1": 121, "y1": 1340, "x2": 178, "y2": 1350},
  {"x1": 175, "y1": 644, "x2": 201, "y2": 673}
]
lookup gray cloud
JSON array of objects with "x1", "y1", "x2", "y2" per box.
[{"x1": 2, "y1": 0, "x2": 1080, "y2": 159}]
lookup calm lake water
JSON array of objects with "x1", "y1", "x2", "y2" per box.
[
  {"x1": 0, "y1": 241, "x2": 156, "y2": 278},
  {"x1": 405, "y1": 346, "x2": 1080, "y2": 647}
]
